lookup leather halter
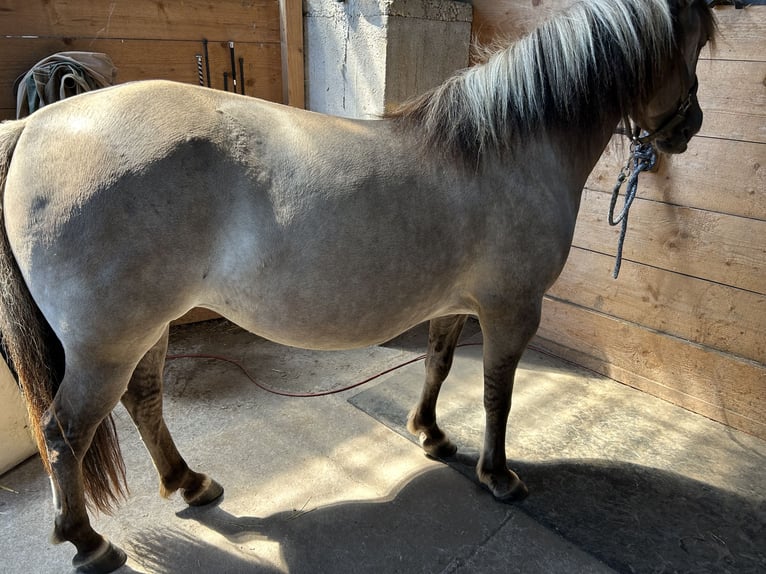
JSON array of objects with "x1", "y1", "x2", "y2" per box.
[{"x1": 634, "y1": 76, "x2": 699, "y2": 144}]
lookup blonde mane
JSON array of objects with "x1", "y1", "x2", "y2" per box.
[{"x1": 390, "y1": 0, "x2": 709, "y2": 160}]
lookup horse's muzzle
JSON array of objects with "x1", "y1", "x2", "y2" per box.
[{"x1": 654, "y1": 96, "x2": 703, "y2": 155}]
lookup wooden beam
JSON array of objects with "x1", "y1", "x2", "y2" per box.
[
  {"x1": 279, "y1": 0, "x2": 305, "y2": 108},
  {"x1": 471, "y1": 0, "x2": 573, "y2": 46}
]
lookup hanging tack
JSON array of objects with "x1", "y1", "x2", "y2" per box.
[
  {"x1": 229, "y1": 42, "x2": 238, "y2": 93},
  {"x1": 195, "y1": 54, "x2": 204, "y2": 86}
]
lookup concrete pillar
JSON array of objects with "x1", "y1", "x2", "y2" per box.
[{"x1": 304, "y1": 0, "x2": 472, "y2": 118}]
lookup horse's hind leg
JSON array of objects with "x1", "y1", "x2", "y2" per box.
[
  {"x1": 120, "y1": 326, "x2": 223, "y2": 506},
  {"x1": 407, "y1": 314, "x2": 467, "y2": 458},
  {"x1": 43, "y1": 358, "x2": 133, "y2": 573}
]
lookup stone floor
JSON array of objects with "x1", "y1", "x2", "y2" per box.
[{"x1": 1, "y1": 319, "x2": 764, "y2": 573}]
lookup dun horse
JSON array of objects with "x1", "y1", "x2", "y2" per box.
[{"x1": 0, "y1": 0, "x2": 715, "y2": 571}]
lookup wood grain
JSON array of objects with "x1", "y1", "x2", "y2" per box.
[
  {"x1": 586, "y1": 136, "x2": 765, "y2": 220},
  {"x1": 0, "y1": 37, "x2": 283, "y2": 118},
  {"x1": 0, "y1": 0, "x2": 281, "y2": 43},
  {"x1": 279, "y1": 0, "x2": 305, "y2": 108},
  {"x1": 549, "y1": 247, "x2": 765, "y2": 363},
  {"x1": 572, "y1": 188, "x2": 766, "y2": 294},
  {"x1": 470, "y1": 0, "x2": 572, "y2": 46},
  {"x1": 696, "y1": 59, "x2": 766, "y2": 143},
  {"x1": 704, "y1": 5, "x2": 766, "y2": 62}
]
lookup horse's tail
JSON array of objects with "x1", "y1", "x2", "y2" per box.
[{"x1": 0, "y1": 120, "x2": 127, "y2": 513}]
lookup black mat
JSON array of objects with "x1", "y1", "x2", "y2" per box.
[{"x1": 349, "y1": 345, "x2": 766, "y2": 574}]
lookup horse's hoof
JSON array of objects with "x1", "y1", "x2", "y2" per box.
[
  {"x1": 407, "y1": 411, "x2": 458, "y2": 459},
  {"x1": 478, "y1": 467, "x2": 529, "y2": 502},
  {"x1": 420, "y1": 433, "x2": 459, "y2": 459},
  {"x1": 73, "y1": 538, "x2": 127, "y2": 574},
  {"x1": 183, "y1": 476, "x2": 224, "y2": 507}
]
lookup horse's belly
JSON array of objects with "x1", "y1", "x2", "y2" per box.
[{"x1": 205, "y1": 277, "x2": 471, "y2": 351}]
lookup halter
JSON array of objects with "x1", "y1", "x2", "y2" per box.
[
  {"x1": 607, "y1": 74, "x2": 700, "y2": 278},
  {"x1": 634, "y1": 76, "x2": 699, "y2": 145}
]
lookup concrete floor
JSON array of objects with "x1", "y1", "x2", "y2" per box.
[{"x1": 1, "y1": 319, "x2": 764, "y2": 574}]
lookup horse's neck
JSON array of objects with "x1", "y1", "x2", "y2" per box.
[
  {"x1": 515, "y1": 118, "x2": 618, "y2": 207},
  {"x1": 561, "y1": 121, "x2": 618, "y2": 187}
]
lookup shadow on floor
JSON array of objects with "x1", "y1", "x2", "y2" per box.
[
  {"x1": 465, "y1": 454, "x2": 764, "y2": 573},
  {"x1": 126, "y1": 459, "x2": 765, "y2": 574}
]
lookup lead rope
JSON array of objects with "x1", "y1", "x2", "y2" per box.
[{"x1": 608, "y1": 135, "x2": 657, "y2": 278}]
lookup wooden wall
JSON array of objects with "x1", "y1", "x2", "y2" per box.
[
  {"x1": 472, "y1": 1, "x2": 765, "y2": 439},
  {"x1": 0, "y1": 0, "x2": 290, "y2": 120}
]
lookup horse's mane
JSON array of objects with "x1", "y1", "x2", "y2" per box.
[{"x1": 389, "y1": 0, "x2": 715, "y2": 161}]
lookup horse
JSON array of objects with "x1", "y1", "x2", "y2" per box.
[{"x1": 0, "y1": 0, "x2": 715, "y2": 571}]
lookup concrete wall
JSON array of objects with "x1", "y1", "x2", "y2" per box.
[
  {"x1": 0, "y1": 358, "x2": 35, "y2": 475},
  {"x1": 304, "y1": 0, "x2": 472, "y2": 118}
]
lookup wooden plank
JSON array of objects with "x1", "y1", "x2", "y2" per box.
[
  {"x1": 549, "y1": 247, "x2": 766, "y2": 363},
  {"x1": 586, "y1": 136, "x2": 765, "y2": 220},
  {"x1": 279, "y1": 0, "x2": 305, "y2": 108},
  {"x1": 572, "y1": 188, "x2": 766, "y2": 294},
  {"x1": 704, "y1": 5, "x2": 766, "y2": 62},
  {"x1": 471, "y1": 0, "x2": 573, "y2": 46},
  {"x1": 696, "y1": 59, "x2": 766, "y2": 143},
  {"x1": 0, "y1": 38, "x2": 284, "y2": 114},
  {"x1": 0, "y1": 0, "x2": 281, "y2": 44},
  {"x1": 535, "y1": 298, "x2": 766, "y2": 440}
]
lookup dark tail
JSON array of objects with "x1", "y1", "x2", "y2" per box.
[{"x1": 0, "y1": 120, "x2": 127, "y2": 513}]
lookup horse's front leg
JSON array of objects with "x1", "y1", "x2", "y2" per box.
[
  {"x1": 407, "y1": 315, "x2": 467, "y2": 458},
  {"x1": 477, "y1": 302, "x2": 541, "y2": 501}
]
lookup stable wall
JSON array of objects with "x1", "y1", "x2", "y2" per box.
[
  {"x1": 473, "y1": 1, "x2": 765, "y2": 439},
  {"x1": 0, "y1": 0, "x2": 292, "y2": 120}
]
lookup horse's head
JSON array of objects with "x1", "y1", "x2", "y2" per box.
[{"x1": 631, "y1": 0, "x2": 715, "y2": 154}]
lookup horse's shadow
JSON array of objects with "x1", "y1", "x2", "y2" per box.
[{"x1": 123, "y1": 457, "x2": 765, "y2": 574}]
